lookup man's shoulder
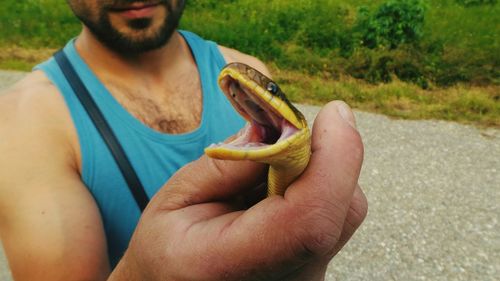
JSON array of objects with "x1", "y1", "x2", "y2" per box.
[
  {"x1": 0, "y1": 70, "x2": 76, "y2": 165},
  {"x1": 0, "y1": 70, "x2": 64, "y2": 127},
  {"x1": 218, "y1": 45, "x2": 272, "y2": 77}
]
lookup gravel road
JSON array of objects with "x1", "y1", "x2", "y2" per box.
[{"x1": 1, "y1": 70, "x2": 499, "y2": 280}]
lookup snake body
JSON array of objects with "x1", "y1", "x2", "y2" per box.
[{"x1": 205, "y1": 63, "x2": 311, "y2": 196}]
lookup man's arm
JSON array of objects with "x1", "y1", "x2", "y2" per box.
[{"x1": 0, "y1": 72, "x2": 110, "y2": 280}]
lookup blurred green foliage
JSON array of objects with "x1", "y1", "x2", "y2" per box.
[
  {"x1": 355, "y1": 0, "x2": 426, "y2": 49},
  {"x1": 182, "y1": 0, "x2": 499, "y2": 87},
  {"x1": 0, "y1": 0, "x2": 80, "y2": 46},
  {"x1": 0, "y1": 0, "x2": 498, "y2": 87},
  {"x1": 455, "y1": 0, "x2": 497, "y2": 6}
]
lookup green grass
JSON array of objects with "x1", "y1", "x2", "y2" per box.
[
  {"x1": 0, "y1": 0, "x2": 498, "y2": 127},
  {"x1": 181, "y1": 0, "x2": 499, "y2": 86},
  {"x1": 271, "y1": 66, "x2": 499, "y2": 127},
  {"x1": 0, "y1": 47, "x2": 55, "y2": 71},
  {"x1": 0, "y1": 0, "x2": 498, "y2": 85},
  {"x1": 0, "y1": 59, "x2": 32, "y2": 71}
]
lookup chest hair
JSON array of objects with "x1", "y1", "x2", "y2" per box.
[{"x1": 106, "y1": 75, "x2": 203, "y2": 134}]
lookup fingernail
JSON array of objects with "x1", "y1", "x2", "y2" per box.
[{"x1": 337, "y1": 101, "x2": 357, "y2": 129}]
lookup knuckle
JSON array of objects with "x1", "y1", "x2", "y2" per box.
[
  {"x1": 292, "y1": 200, "x2": 345, "y2": 258},
  {"x1": 355, "y1": 193, "x2": 368, "y2": 220},
  {"x1": 344, "y1": 206, "x2": 366, "y2": 235},
  {"x1": 207, "y1": 157, "x2": 227, "y2": 183},
  {"x1": 348, "y1": 188, "x2": 369, "y2": 227},
  {"x1": 348, "y1": 129, "x2": 364, "y2": 161},
  {"x1": 153, "y1": 170, "x2": 200, "y2": 211}
]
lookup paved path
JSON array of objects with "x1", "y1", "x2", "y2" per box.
[{"x1": 1, "y1": 71, "x2": 498, "y2": 280}]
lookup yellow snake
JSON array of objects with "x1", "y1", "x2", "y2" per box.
[{"x1": 205, "y1": 63, "x2": 311, "y2": 196}]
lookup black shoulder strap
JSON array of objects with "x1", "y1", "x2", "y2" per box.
[{"x1": 54, "y1": 50, "x2": 149, "y2": 212}]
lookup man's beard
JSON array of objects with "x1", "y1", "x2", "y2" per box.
[{"x1": 75, "y1": 1, "x2": 185, "y2": 54}]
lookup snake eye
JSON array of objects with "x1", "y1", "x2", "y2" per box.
[{"x1": 266, "y1": 82, "x2": 279, "y2": 94}]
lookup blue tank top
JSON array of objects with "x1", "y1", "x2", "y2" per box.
[{"x1": 34, "y1": 30, "x2": 245, "y2": 267}]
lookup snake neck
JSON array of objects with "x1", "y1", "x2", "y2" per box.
[
  {"x1": 267, "y1": 166, "x2": 300, "y2": 196},
  {"x1": 264, "y1": 128, "x2": 311, "y2": 196}
]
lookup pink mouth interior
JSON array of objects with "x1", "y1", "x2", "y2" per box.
[{"x1": 210, "y1": 77, "x2": 299, "y2": 150}]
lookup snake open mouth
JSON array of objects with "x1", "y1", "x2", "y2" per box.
[
  {"x1": 206, "y1": 62, "x2": 311, "y2": 196},
  {"x1": 211, "y1": 77, "x2": 300, "y2": 150}
]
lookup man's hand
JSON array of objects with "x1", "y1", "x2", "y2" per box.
[{"x1": 110, "y1": 101, "x2": 367, "y2": 281}]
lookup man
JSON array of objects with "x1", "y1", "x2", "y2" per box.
[{"x1": 0, "y1": 0, "x2": 367, "y2": 280}]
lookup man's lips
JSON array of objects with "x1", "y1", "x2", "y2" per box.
[
  {"x1": 110, "y1": 1, "x2": 160, "y2": 11},
  {"x1": 110, "y1": 2, "x2": 161, "y2": 18}
]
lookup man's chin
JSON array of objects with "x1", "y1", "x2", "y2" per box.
[
  {"x1": 105, "y1": 37, "x2": 171, "y2": 54},
  {"x1": 89, "y1": 24, "x2": 175, "y2": 54},
  {"x1": 83, "y1": 9, "x2": 181, "y2": 54},
  {"x1": 127, "y1": 18, "x2": 154, "y2": 30}
]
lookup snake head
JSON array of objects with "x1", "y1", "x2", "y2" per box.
[{"x1": 205, "y1": 62, "x2": 310, "y2": 163}]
